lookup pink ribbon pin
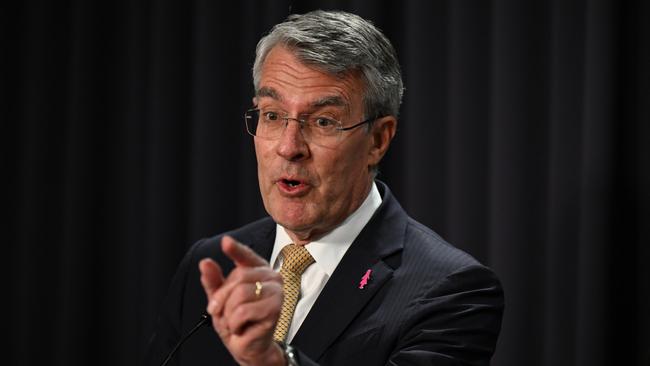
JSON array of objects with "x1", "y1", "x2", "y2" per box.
[{"x1": 358, "y1": 269, "x2": 372, "y2": 289}]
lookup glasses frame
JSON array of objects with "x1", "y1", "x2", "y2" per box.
[{"x1": 243, "y1": 107, "x2": 378, "y2": 144}]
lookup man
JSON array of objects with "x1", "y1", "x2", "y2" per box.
[{"x1": 145, "y1": 10, "x2": 504, "y2": 366}]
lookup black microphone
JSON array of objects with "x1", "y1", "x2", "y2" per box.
[{"x1": 160, "y1": 313, "x2": 211, "y2": 366}]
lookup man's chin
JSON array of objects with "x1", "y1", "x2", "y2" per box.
[
  {"x1": 273, "y1": 214, "x2": 320, "y2": 240},
  {"x1": 274, "y1": 217, "x2": 313, "y2": 233}
]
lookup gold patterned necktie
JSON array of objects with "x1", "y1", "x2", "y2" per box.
[{"x1": 273, "y1": 244, "x2": 315, "y2": 342}]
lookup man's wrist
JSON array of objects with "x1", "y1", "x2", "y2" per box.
[
  {"x1": 238, "y1": 341, "x2": 286, "y2": 366},
  {"x1": 261, "y1": 341, "x2": 287, "y2": 366}
]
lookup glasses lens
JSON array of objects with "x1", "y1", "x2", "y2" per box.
[
  {"x1": 244, "y1": 109, "x2": 260, "y2": 137},
  {"x1": 246, "y1": 109, "x2": 288, "y2": 140}
]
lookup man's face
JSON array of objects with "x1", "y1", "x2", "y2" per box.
[{"x1": 254, "y1": 46, "x2": 379, "y2": 244}]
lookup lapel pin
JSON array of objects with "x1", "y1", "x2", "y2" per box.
[{"x1": 358, "y1": 269, "x2": 372, "y2": 289}]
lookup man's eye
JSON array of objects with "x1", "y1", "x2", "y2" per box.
[
  {"x1": 263, "y1": 111, "x2": 280, "y2": 121},
  {"x1": 313, "y1": 117, "x2": 335, "y2": 128}
]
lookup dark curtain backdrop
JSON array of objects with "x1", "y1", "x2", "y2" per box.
[{"x1": 7, "y1": 0, "x2": 649, "y2": 365}]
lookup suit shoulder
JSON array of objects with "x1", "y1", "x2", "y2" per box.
[
  {"x1": 402, "y1": 217, "x2": 485, "y2": 275},
  {"x1": 191, "y1": 217, "x2": 275, "y2": 260}
]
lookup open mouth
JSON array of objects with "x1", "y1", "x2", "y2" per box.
[
  {"x1": 277, "y1": 177, "x2": 309, "y2": 195},
  {"x1": 283, "y1": 179, "x2": 301, "y2": 187}
]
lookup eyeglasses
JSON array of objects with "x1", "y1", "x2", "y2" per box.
[{"x1": 244, "y1": 108, "x2": 376, "y2": 148}]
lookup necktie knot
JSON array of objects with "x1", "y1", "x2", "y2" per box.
[{"x1": 280, "y1": 244, "x2": 314, "y2": 275}]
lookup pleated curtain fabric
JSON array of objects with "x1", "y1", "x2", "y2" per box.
[{"x1": 273, "y1": 244, "x2": 315, "y2": 342}]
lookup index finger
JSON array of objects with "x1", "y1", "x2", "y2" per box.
[{"x1": 221, "y1": 235, "x2": 269, "y2": 268}]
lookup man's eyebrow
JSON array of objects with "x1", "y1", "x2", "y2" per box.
[
  {"x1": 256, "y1": 87, "x2": 282, "y2": 101},
  {"x1": 311, "y1": 95, "x2": 346, "y2": 108}
]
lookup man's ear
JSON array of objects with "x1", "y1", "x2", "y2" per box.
[{"x1": 368, "y1": 116, "x2": 397, "y2": 166}]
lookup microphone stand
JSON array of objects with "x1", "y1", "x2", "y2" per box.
[{"x1": 160, "y1": 313, "x2": 211, "y2": 366}]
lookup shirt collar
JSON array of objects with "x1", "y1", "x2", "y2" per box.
[{"x1": 270, "y1": 182, "x2": 382, "y2": 277}]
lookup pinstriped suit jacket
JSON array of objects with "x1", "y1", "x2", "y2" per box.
[{"x1": 144, "y1": 181, "x2": 504, "y2": 365}]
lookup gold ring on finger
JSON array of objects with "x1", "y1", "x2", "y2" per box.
[{"x1": 255, "y1": 281, "x2": 263, "y2": 298}]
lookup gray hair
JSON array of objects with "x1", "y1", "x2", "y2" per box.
[{"x1": 252, "y1": 10, "x2": 404, "y2": 119}]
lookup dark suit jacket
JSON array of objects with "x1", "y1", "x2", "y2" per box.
[{"x1": 144, "y1": 182, "x2": 504, "y2": 365}]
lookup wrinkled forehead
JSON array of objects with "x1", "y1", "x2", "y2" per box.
[{"x1": 256, "y1": 86, "x2": 347, "y2": 109}]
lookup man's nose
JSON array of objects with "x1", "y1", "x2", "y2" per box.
[{"x1": 276, "y1": 118, "x2": 310, "y2": 161}]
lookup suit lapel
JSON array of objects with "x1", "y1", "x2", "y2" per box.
[
  {"x1": 230, "y1": 217, "x2": 276, "y2": 263},
  {"x1": 292, "y1": 182, "x2": 408, "y2": 360},
  {"x1": 292, "y1": 250, "x2": 396, "y2": 359},
  {"x1": 250, "y1": 229, "x2": 275, "y2": 263}
]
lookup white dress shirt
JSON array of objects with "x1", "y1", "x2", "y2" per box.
[{"x1": 269, "y1": 182, "x2": 382, "y2": 343}]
